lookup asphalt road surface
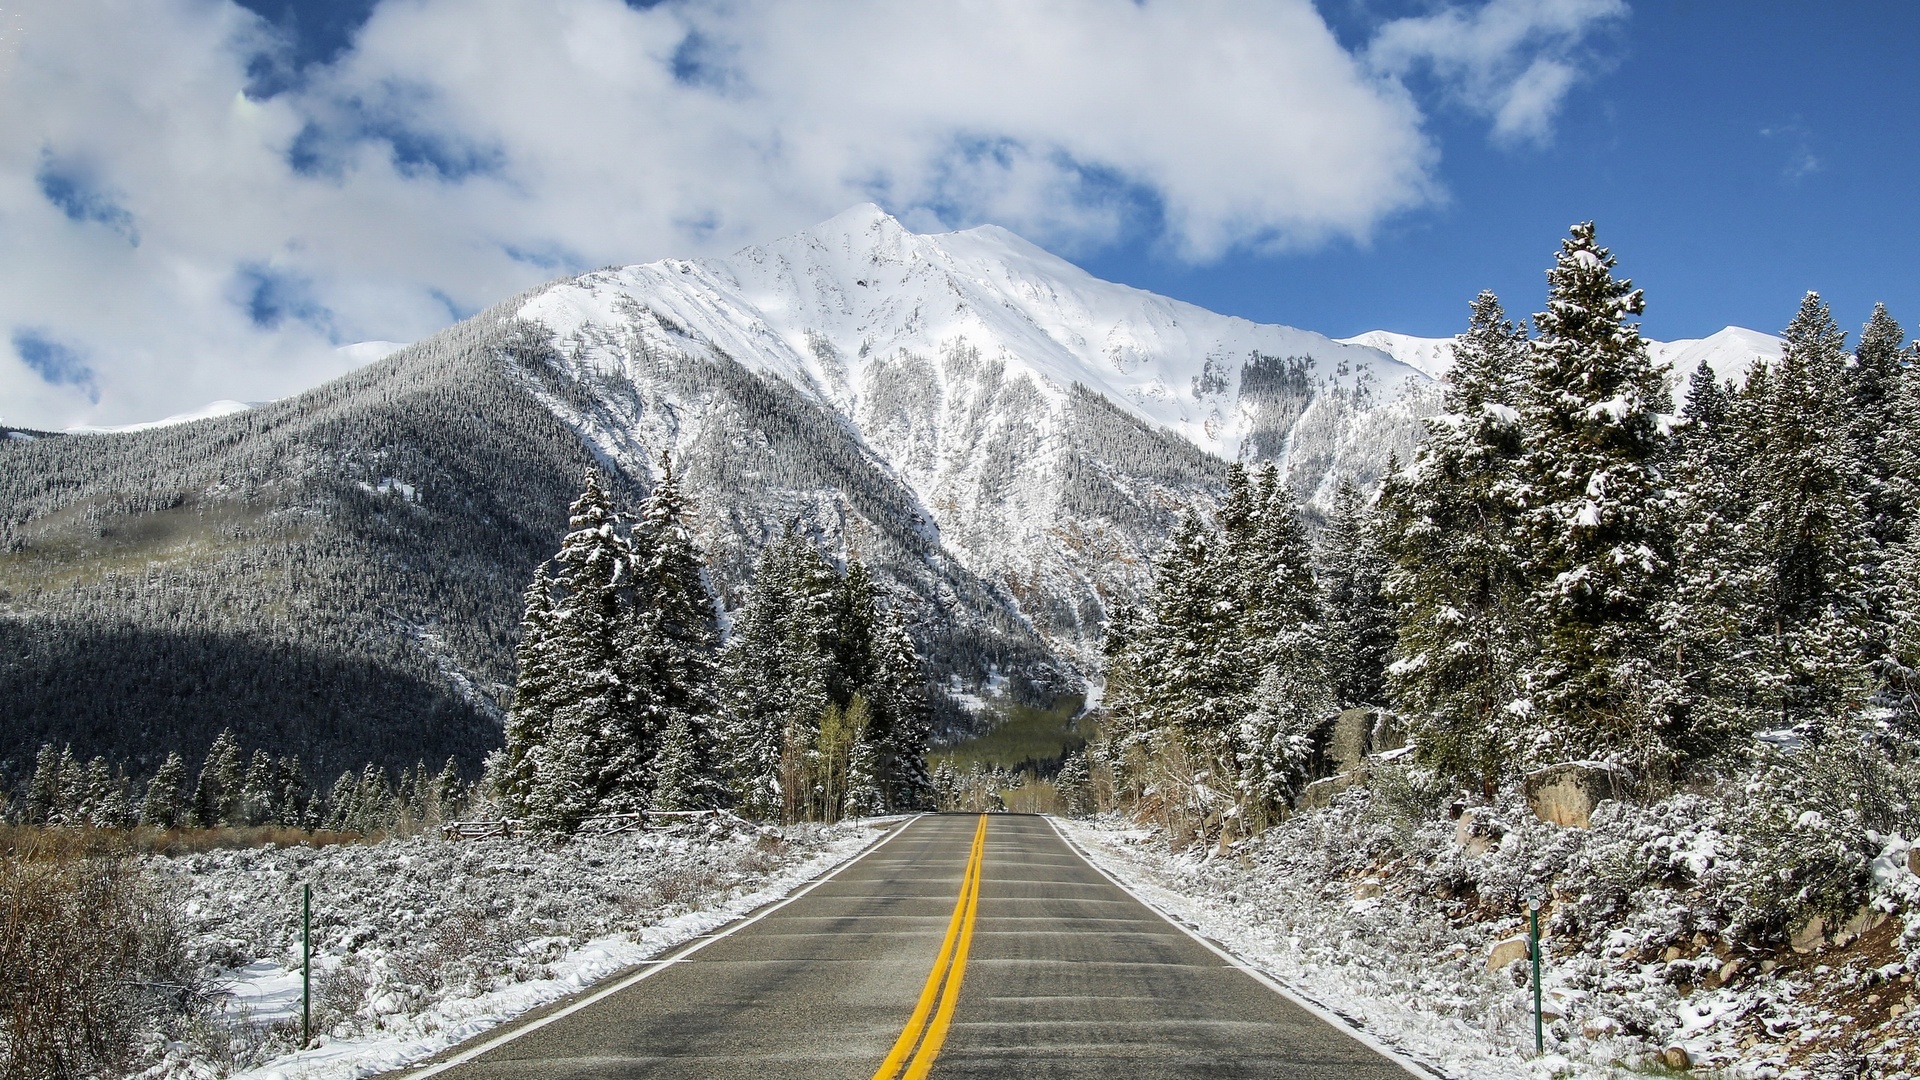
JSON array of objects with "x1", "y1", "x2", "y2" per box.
[{"x1": 406, "y1": 814, "x2": 1421, "y2": 1079}]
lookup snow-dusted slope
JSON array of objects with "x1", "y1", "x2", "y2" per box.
[
  {"x1": 510, "y1": 206, "x2": 1440, "y2": 671},
  {"x1": 1345, "y1": 324, "x2": 1783, "y2": 404},
  {"x1": 523, "y1": 204, "x2": 1434, "y2": 466},
  {"x1": 67, "y1": 399, "x2": 254, "y2": 434},
  {"x1": 1646, "y1": 326, "x2": 1783, "y2": 396},
  {"x1": 1339, "y1": 330, "x2": 1457, "y2": 380}
]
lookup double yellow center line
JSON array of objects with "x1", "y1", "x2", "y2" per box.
[{"x1": 872, "y1": 815, "x2": 988, "y2": 1080}]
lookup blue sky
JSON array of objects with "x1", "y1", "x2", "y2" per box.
[
  {"x1": 2, "y1": 1, "x2": 1914, "y2": 427},
  {"x1": 1089, "y1": 3, "x2": 1920, "y2": 342}
]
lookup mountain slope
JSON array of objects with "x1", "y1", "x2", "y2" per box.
[
  {"x1": 1343, "y1": 324, "x2": 1785, "y2": 399},
  {"x1": 3, "y1": 207, "x2": 1448, "y2": 779}
]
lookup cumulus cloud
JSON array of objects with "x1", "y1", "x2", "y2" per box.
[
  {"x1": 0, "y1": 0, "x2": 1619, "y2": 428},
  {"x1": 1367, "y1": 0, "x2": 1626, "y2": 145}
]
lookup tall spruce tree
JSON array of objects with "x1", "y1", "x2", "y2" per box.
[
  {"x1": 719, "y1": 529, "x2": 836, "y2": 819},
  {"x1": 1382, "y1": 292, "x2": 1534, "y2": 790},
  {"x1": 526, "y1": 474, "x2": 635, "y2": 831},
  {"x1": 1320, "y1": 479, "x2": 1393, "y2": 709},
  {"x1": 500, "y1": 568, "x2": 560, "y2": 818},
  {"x1": 623, "y1": 455, "x2": 726, "y2": 809},
  {"x1": 138, "y1": 751, "x2": 187, "y2": 828},
  {"x1": 1518, "y1": 223, "x2": 1675, "y2": 774},
  {"x1": 1737, "y1": 294, "x2": 1876, "y2": 740}
]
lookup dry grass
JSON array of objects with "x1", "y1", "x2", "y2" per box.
[
  {"x1": 0, "y1": 835, "x2": 205, "y2": 1080},
  {"x1": 0, "y1": 823, "x2": 370, "y2": 860}
]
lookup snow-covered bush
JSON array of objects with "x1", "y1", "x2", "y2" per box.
[{"x1": 0, "y1": 844, "x2": 205, "y2": 1080}]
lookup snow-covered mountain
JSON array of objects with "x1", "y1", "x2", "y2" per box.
[
  {"x1": 1342, "y1": 325, "x2": 1784, "y2": 403},
  {"x1": 509, "y1": 204, "x2": 1439, "y2": 670}
]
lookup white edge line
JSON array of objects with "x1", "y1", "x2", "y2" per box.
[
  {"x1": 404, "y1": 815, "x2": 923, "y2": 1077},
  {"x1": 1044, "y1": 816, "x2": 1446, "y2": 1080}
]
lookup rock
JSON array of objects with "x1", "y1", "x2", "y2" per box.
[
  {"x1": 1323, "y1": 708, "x2": 1376, "y2": 774},
  {"x1": 1487, "y1": 935, "x2": 1532, "y2": 971},
  {"x1": 1582, "y1": 1016, "x2": 1622, "y2": 1039},
  {"x1": 1790, "y1": 915, "x2": 1826, "y2": 954},
  {"x1": 1661, "y1": 1044, "x2": 1692, "y2": 1070},
  {"x1": 1295, "y1": 770, "x2": 1364, "y2": 811},
  {"x1": 1522, "y1": 762, "x2": 1629, "y2": 828},
  {"x1": 1911, "y1": 846, "x2": 1920, "y2": 876},
  {"x1": 1760, "y1": 959, "x2": 1777, "y2": 973},
  {"x1": 1835, "y1": 906, "x2": 1886, "y2": 946},
  {"x1": 1353, "y1": 881, "x2": 1382, "y2": 900},
  {"x1": 1454, "y1": 809, "x2": 1502, "y2": 856},
  {"x1": 1664, "y1": 945, "x2": 1683, "y2": 962},
  {"x1": 1718, "y1": 958, "x2": 1746, "y2": 984}
]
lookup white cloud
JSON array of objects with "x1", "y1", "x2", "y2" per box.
[
  {"x1": 1367, "y1": 0, "x2": 1625, "y2": 145},
  {"x1": 0, "y1": 0, "x2": 1617, "y2": 428}
]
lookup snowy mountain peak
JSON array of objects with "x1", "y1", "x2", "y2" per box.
[{"x1": 511, "y1": 206, "x2": 1444, "y2": 667}]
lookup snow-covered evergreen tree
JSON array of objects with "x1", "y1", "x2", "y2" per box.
[
  {"x1": 1516, "y1": 223, "x2": 1675, "y2": 775},
  {"x1": 1735, "y1": 294, "x2": 1876, "y2": 740},
  {"x1": 1320, "y1": 479, "x2": 1393, "y2": 709},
  {"x1": 500, "y1": 567, "x2": 559, "y2": 818},
  {"x1": 623, "y1": 455, "x2": 726, "y2": 810},
  {"x1": 719, "y1": 528, "x2": 836, "y2": 819},
  {"x1": 139, "y1": 751, "x2": 187, "y2": 828},
  {"x1": 1381, "y1": 292, "x2": 1533, "y2": 791},
  {"x1": 525, "y1": 474, "x2": 634, "y2": 832},
  {"x1": 192, "y1": 729, "x2": 243, "y2": 827}
]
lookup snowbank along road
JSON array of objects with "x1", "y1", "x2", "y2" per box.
[{"x1": 397, "y1": 814, "x2": 1423, "y2": 1078}]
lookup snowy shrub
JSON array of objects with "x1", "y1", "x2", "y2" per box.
[
  {"x1": 0, "y1": 848, "x2": 204, "y2": 1080},
  {"x1": 1726, "y1": 741, "x2": 1916, "y2": 941}
]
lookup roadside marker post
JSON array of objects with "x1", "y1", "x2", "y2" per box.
[
  {"x1": 1528, "y1": 898, "x2": 1542, "y2": 1055},
  {"x1": 303, "y1": 883, "x2": 312, "y2": 1048}
]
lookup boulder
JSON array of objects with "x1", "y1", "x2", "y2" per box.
[
  {"x1": 1296, "y1": 770, "x2": 1364, "y2": 811},
  {"x1": 1661, "y1": 1044, "x2": 1692, "y2": 1071},
  {"x1": 1522, "y1": 762, "x2": 1629, "y2": 828},
  {"x1": 1487, "y1": 934, "x2": 1531, "y2": 971}
]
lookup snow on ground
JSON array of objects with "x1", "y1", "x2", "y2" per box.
[
  {"x1": 1060, "y1": 792, "x2": 1920, "y2": 1080},
  {"x1": 136, "y1": 818, "x2": 900, "y2": 1079}
]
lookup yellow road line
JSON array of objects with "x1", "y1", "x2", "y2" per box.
[{"x1": 873, "y1": 816, "x2": 987, "y2": 1080}]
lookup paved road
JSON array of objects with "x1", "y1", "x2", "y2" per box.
[{"x1": 407, "y1": 814, "x2": 1419, "y2": 1079}]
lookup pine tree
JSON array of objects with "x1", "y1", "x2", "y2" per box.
[
  {"x1": 624, "y1": 455, "x2": 726, "y2": 810},
  {"x1": 50, "y1": 746, "x2": 84, "y2": 827},
  {"x1": 1382, "y1": 292, "x2": 1534, "y2": 791},
  {"x1": 237, "y1": 750, "x2": 276, "y2": 827},
  {"x1": 22, "y1": 743, "x2": 60, "y2": 825},
  {"x1": 501, "y1": 567, "x2": 560, "y2": 817},
  {"x1": 274, "y1": 755, "x2": 308, "y2": 827},
  {"x1": 139, "y1": 751, "x2": 187, "y2": 828},
  {"x1": 191, "y1": 730, "x2": 243, "y2": 828},
  {"x1": 526, "y1": 474, "x2": 634, "y2": 831},
  {"x1": 1233, "y1": 471, "x2": 1332, "y2": 816},
  {"x1": 647, "y1": 712, "x2": 703, "y2": 812},
  {"x1": 867, "y1": 614, "x2": 932, "y2": 811},
  {"x1": 1738, "y1": 294, "x2": 1876, "y2": 740},
  {"x1": 1664, "y1": 370, "x2": 1758, "y2": 757},
  {"x1": 323, "y1": 770, "x2": 358, "y2": 832},
  {"x1": 1320, "y1": 479, "x2": 1393, "y2": 708},
  {"x1": 720, "y1": 528, "x2": 836, "y2": 820},
  {"x1": 1517, "y1": 223, "x2": 1675, "y2": 775},
  {"x1": 432, "y1": 757, "x2": 464, "y2": 821}
]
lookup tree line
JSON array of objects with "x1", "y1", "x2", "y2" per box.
[
  {"x1": 1101, "y1": 222, "x2": 1920, "y2": 838},
  {"x1": 9, "y1": 730, "x2": 471, "y2": 835},
  {"x1": 494, "y1": 461, "x2": 933, "y2": 831}
]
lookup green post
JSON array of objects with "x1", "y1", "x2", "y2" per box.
[
  {"x1": 1528, "y1": 898, "x2": 1543, "y2": 1055},
  {"x1": 303, "y1": 883, "x2": 312, "y2": 1048}
]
